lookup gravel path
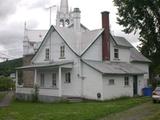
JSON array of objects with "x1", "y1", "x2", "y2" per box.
[
  {"x1": 0, "y1": 91, "x2": 14, "y2": 107},
  {"x1": 100, "y1": 102, "x2": 158, "y2": 120}
]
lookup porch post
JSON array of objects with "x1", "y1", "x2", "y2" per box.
[
  {"x1": 34, "y1": 68, "x2": 37, "y2": 85},
  {"x1": 58, "y1": 67, "x2": 62, "y2": 97},
  {"x1": 16, "y1": 70, "x2": 18, "y2": 88}
]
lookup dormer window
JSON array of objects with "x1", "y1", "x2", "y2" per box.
[
  {"x1": 60, "y1": 45, "x2": 65, "y2": 59},
  {"x1": 114, "y1": 48, "x2": 119, "y2": 59},
  {"x1": 45, "y1": 48, "x2": 50, "y2": 60}
]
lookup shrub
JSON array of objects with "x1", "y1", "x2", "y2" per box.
[
  {"x1": 0, "y1": 76, "x2": 14, "y2": 91},
  {"x1": 31, "y1": 84, "x2": 39, "y2": 102}
]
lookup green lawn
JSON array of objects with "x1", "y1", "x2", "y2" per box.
[{"x1": 0, "y1": 97, "x2": 149, "y2": 120}]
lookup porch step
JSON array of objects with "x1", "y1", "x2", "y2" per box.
[{"x1": 66, "y1": 97, "x2": 83, "y2": 102}]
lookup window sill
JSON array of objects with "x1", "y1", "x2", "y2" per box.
[
  {"x1": 39, "y1": 87, "x2": 58, "y2": 90},
  {"x1": 59, "y1": 57, "x2": 66, "y2": 59},
  {"x1": 64, "y1": 82, "x2": 71, "y2": 84},
  {"x1": 113, "y1": 58, "x2": 120, "y2": 61},
  {"x1": 44, "y1": 59, "x2": 49, "y2": 61},
  {"x1": 124, "y1": 85, "x2": 130, "y2": 88}
]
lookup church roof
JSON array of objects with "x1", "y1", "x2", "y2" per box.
[
  {"x1": 25, "y1": 29, "x2": 47, "y2": 42},
  {"x1": 83, "y1": 60, "x2": 146, "y2": 75}
]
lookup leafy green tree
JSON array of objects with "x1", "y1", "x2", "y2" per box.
[
  {"x1": 0, "y1": 58, "x2": 22, "y2": 76},
  {"x1": 0, "y1": 76, "x2": 14, "y2": 91},
  {"x1": 113, "y1": 0, "x2": 160, "y2": 77}
]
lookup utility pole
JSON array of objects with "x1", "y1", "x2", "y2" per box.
[{"x1": 46, "y1": 5, "x2": 57, "y2": 27}]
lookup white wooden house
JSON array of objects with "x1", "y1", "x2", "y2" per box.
[{"x1": 16, "y1": 0, "x2": 151, "y2": 102}]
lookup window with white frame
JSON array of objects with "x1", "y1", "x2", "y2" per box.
[
  {"x1": 52, "y1": 73, "x2": 57, "y2": 88},
  {"x1": 40, "y1": 73, "x2": 45, "y2": 87},
  {"x1": 124, "y1": 76, "x2": 129, "y2": 86},
  {"x1": 65, "y1": 72, "x2": 71, "y2": 83},
  {"x1": 109, "y1": 79, "x2": 115, "y2": 85},
  {"x1": 114, "y1": 48, "x2": 119, "y2": 59},
  {"x1": 45, "y1": 48, "x2": 50, "y2": 60},
  {"x1": 60, "y1": 45, "x2": 65, "y2": 58}
]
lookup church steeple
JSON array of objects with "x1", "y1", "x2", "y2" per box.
[
  {"x1": 60, "y1": 0, "x2": 69, "y2": 14},
  {"x1": 56, "y1": 0, "x2": 72, "y2": 27}
]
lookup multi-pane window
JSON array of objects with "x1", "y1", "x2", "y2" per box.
[
  {"x1": 124, "y1": 76, "x2": 129, "y2": 86},
  {"x1": 45, "y1": 48, "x2": 50, "y2": 60},
  {"x1": 109, "y1": 79, "x2": 115, "y2": 85},
  {"x1": 60, "y1": 45, "x2": 65, "y2": 58},
  {"x1": 52, "y1": 73, "x2": 57, "y2": 88},
  {"x1": 65, "y1": 72, "x2": 71, "y2": 83},
  {"x1": 40, "y1": 73, "x2": 45, "y2": 87},
  {"x1": 114, "y1": 48, "x2": 119, "y2": 59}
]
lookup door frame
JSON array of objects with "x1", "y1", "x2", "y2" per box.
[{"x1": 133, "y1": 75, "x2": 138, "y2": 96}]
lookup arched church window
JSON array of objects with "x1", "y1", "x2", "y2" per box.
[
  {"x1": 59, "y1": 19, "x2": 64, "y2": 27},
  {"x1": 65, "y1": 19, "x2": 70, "y2": 27}
]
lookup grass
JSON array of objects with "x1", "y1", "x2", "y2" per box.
[
  {"x1": 0, "y1": 97, "x2": 150, "y2": 120},
  {"x1": 0, "y1": 92, "x2": 6, "y2": 101}
]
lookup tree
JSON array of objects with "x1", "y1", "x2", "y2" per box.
[
  {"x1": 0, "y1": 58, "x2": 22, "y2": 76},
  {"x1": 113, "y1": 0, "x2": 160, "y2": 77}
]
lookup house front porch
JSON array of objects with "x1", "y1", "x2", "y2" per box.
[{"x1": 16, "y1": 61, "x2": 74, "y2": 102}]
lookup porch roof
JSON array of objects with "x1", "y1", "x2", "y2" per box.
[
  {"x1": 83, "y1": 60, "x2": 146, "y2": 75},
  {"x1": 17, "y1": 60, "x2": 73, "y2": 70}
]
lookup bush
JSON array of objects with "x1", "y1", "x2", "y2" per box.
[
  {"x1": 0, "y1": 76, "x2": 15, "y2": 91},
  {"x1": 31, "y1": 84, "x2": 39, "y2": 102}
]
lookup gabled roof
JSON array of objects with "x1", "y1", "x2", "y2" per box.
[
  {"x1": 54, "y1": 26, "x2": 103, "y2": 55},
  {"x1": 130, "y1": 47, "x2": 151, "y2": 63},
  {"x1": 31, "y1": 25, "x2": 150, "y2": 64},
  {"x1": 83, "y1": 59, "x2": 146, "y2": 75}
]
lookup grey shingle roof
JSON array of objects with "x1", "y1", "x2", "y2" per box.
[
  {"x1": 112, "y1": 36, "x2": 133, "y2": 48},
  {"x1": 17, "y1": 60, "x2": 73, "y2": 70},
  {"x1": 112, "y1": 35, "x2": 151, "y2": 63},
  {"x1": 83, "y1": 60, "x2": 146, "y2": 75},
  {"x1": 54, "y1": 26, "x2": 103, "y2": 55},
  {"x1": 130, "y1": 47, "x2": 151, "y2": 63}
]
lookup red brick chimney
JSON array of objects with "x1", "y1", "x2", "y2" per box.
[{"x1": 101, "y1": 11, "x2": 110, "y2": 61}]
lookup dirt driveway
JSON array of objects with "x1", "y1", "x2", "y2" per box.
[
  {"x1": 100, "y1": 101, "x2": 160, "y2": 120},
  {"x1": 0, "y1": 91, "x2": 14, "y2": 107}
]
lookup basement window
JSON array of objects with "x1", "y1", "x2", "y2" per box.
[{"x1": 114, "y1": 48, "x2": 119, "y2": 59}]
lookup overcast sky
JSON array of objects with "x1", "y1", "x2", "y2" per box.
[{"x1": 0, "y1": 0, "x2": 139, "y2": 60}]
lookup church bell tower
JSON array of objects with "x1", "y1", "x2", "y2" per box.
[{"x1": 56, "y1": 0, "x2": 72, "y2": 27}]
